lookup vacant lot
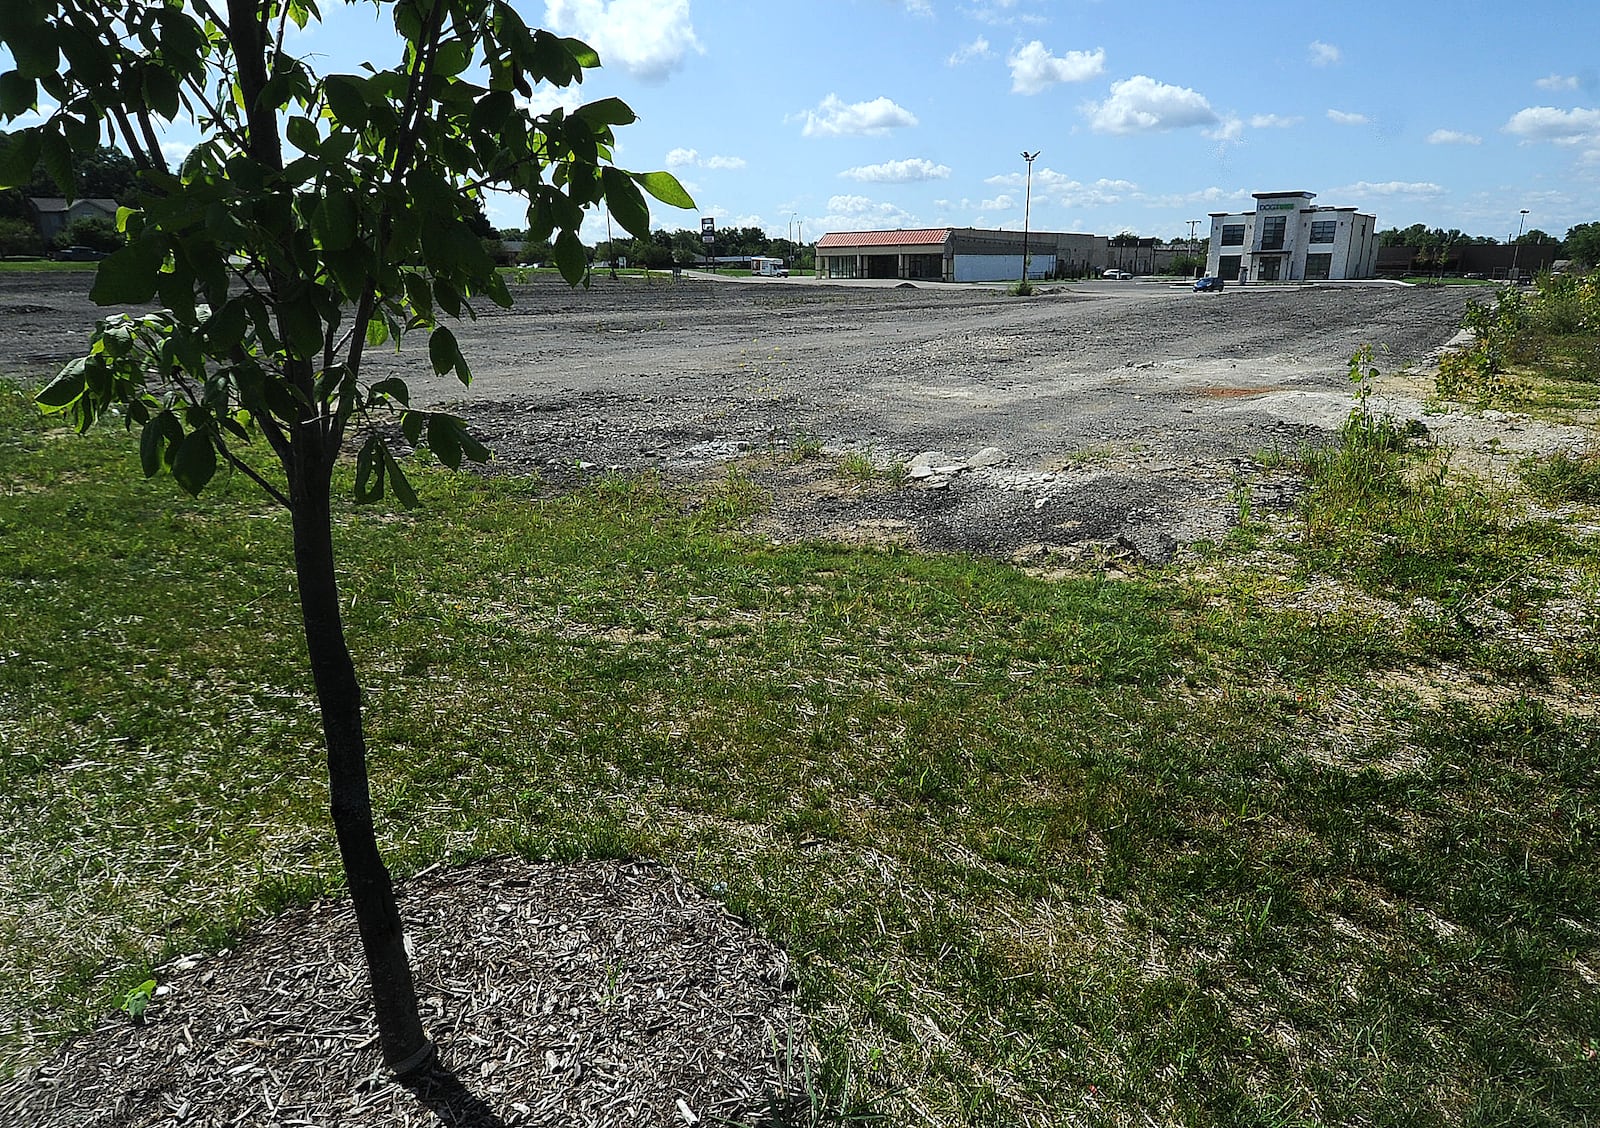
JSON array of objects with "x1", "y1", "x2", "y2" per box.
[
  {"x1": 3, "y1": 272, "x2": 1596, "y2": 1127},
  {"x1": 0, "y1": 273, "x2": 1485, "y2": 560}
]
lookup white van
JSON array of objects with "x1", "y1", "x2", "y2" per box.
[{"x1": 751, "y1": 256, "x2": 789, "y2": 277}]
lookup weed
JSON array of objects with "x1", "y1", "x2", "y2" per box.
[
  {"x1": 838, "y1": 451, "x2": 876, "y2": 481},
  {"x1": 1518, "y1": 448, "x2": 1600, "y2": 502},
  {"x1": 119, "y1": 979, "x2": 156, "y2": 1024},
  {"x1": 1008, "y1": 279, "x2": 1034, "y2": 297},
  {"x1": 791, "y1": 435, "x2": 826, "y2": 462}
]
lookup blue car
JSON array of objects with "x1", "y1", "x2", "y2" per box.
[{"x1": 1193, "y1": 275, "x2": 1224, "y2": 292}]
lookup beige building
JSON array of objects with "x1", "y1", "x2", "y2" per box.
[{"x1": 816, "y1": 227, "x2": 1108, "y2": 282}]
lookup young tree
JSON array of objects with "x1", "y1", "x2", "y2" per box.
[
  {"x1": 1565, "y1": 222, "x2": 1600, "y2": 267},
  {"x1": 0, "y1": 0, "x2": 690, "y2": 1077}
]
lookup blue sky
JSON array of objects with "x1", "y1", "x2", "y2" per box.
[{"x1": 13, "y1": 0, "x2": 1600, "y2": 244}]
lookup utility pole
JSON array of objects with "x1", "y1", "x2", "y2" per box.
[
  {"x1": 1510, "y1": 208, "x2": 1529, "y2": 282},
  {"x1": 1187, "y1": 219, "x2": 1200, "y2": 275},
  {"x1": 1020, "y1": 150, "x2": 1040, "y2": 286}
]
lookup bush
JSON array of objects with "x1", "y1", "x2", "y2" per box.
[
  {"x1": 0, "y1": 217, "x2": 45, "y2": 257},
  {"x1": 1530, "y1": 272, "x2": 1600, "y2": 336},
  {"x1": 52, "y1": 215, "x2": 122, "y2": 253}
]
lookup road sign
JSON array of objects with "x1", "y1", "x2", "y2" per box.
[{"x1": 702, "y1": 216, "x2": 715, "y2": 244}]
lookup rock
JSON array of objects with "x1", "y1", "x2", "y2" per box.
[
  {"x1": 908, "y1": 451, "x2": 949, "y2": 470},
  {"x1": 909, "y1": 465, "x2": 936, "y2": 480},
  {"x1": 968, "y1": 446, "x2": 1005, "y2": 467}
]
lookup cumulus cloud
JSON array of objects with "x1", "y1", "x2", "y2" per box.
[
  {"x1": 1503, "y1": 105, "x2": 1600, "y2": 143},
  {"x1": 1308, "y1": 41, "x2": 1341, "y2": 66},
  {"x1": 839, "y1": 157, "x2": 952, "y2": 183},
  {"x1": 1205, "y1": 116, "x2": 1244, "y2": 142},
  {"x1": 1007, "y1": 41, "x2": 1105, "y2": 94},
  {"x1": 1327, "y1": 109, "x2": 1370, "y2": 126},
  {"x1": 1056, "y1": 178, "x2": 1137, "y2": 207},
  {"x1": 1426, "y1": 129, "x2": 1482, "y2": 145},
  {"x1": 1536, "y1": 73, "x2": 1580, "y2": 91},
  {"x1": 521, "y1": 85, "x2": 586, "y2": 118},
  {"x1": 543, "y1": 0, "x2": 701, "y2": 82},
  {"x1": 1086, "y1": 75, "x2": 1218, "y2": 134},
  {"x1": 816, "y1": 194, "x2": 918, "y2": 231},
  {"x1": 798, "y1": 94, "x2": 919, "y2": 138},
  {"x1": 948, "y1": 36, "x2": 992, "y2": 66},
  {"x1": 980, "y1": 193, "x2": 1016, "y2": 211},
  {"x1": 1250, "y1": 113, "x2": 1301, "y2": 128},
  {"x1": 983, "y1": 166, "x2": 1077, "y2": 190},
  {"x1": 665, "y1": 148, "x2": 747, "y2": 170}
]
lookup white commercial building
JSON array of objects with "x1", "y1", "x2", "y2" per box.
[{"x1": 1206, "y1": 191, "x2": 1379, "y2": 283}]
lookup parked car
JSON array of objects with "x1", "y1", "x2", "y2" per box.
[
  {"x1": 54, "y1": 245, "x2": 108, "y2": 262},
  {"x1": 1193, "y1": 275, "x2": 1224, "y2": 292},
  {"x1": 1102, "y1": 268, "x2": 1132, "y2": 280}
]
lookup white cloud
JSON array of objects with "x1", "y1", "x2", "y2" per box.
[
  {"x1": 1327, "y1": 109, "x2": 1370, "y2": 126},
  {"x1": 1007, "y1": 41, "x2": 1106, "y2": 94},
  {"x1": 521, "y1": 85, "x2": 585, "y2": 118},
  {"x1": 1336, "y1": 180, "x2": 1445, "y2": 198},
  {"x1": 1308, "y1": 41, "x2": 1341, "y2": 66},
  {"x1": 667, "y1": 148, "x2": 746, "y2": 171},
  {"x1": 1205, "y1": 116, "x2": 1243, "y2": 142},
  {"x1": 983, "y1": 166, "x2": 1077, "y2": 190},
  {"x1": 901, "y1": 0, "x2": 933, "y2": 15},
  {"x1": 981, "y1": 193, "x2": 1016, "y2": 211},
  {"x1": 1536, "y1": 73, "x2": 1580, "y2": 91},
  {"x1": 1087, "y1": 75, "x2": 1218, "y2": 134},
  {"x1": 543, "y1": 0, "x2": 702, "y2": 82},
  {"x1": 798, "y1": 94, "x2": 919, "y2": 138},
  {"x1": 1056, "y1": 178, "x2": 1137, "y2": 208},
  {"x1": 1503, "y1": 105, "x2": 1600, "y2": 143},
  {"x1": 1426, "y1": 129, "x2": 1482, "y2": 145},
  {"x1": 1250, "y1": 113, "x2": 1301, "y2": 128},
  {"x1": 839, "y1": 157, "x2": 952, "y2": 183},
  {"x1": 948, "y1": 36, "x2": 992, "y2": 66},
  {"x1": 815, "y1": 194, "x2": 918, "y2": 231}
]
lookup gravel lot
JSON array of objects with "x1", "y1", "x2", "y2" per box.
[{"x1": 0, "y1": 272, "x2": 1499, "y2": 561}]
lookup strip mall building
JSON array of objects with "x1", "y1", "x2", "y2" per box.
[
  {"x1": 1205, "y1": 191, "x2": 1379, "y2": 282},
  {"x1": 814, "y1": 227, "x2": 1108, "y2": 283}
]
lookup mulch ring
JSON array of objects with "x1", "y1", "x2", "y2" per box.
[{"x1": 3, "y1": 857, "x2": 815, "y2": 1127}]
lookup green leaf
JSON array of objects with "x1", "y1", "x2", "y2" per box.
[
  {"x1": 0, "y1": 70, "x2": 37, "y2": 117},
  {"x1": 573, "y1": 97, "x2": 636, "y2": 128},
  {"x1": 286, "y1": 116, "x2": 320, "y2": 155},
  {"x1": 426, "y1": 412, "x2": 461, "y2": 469},
  {"x1": 428, "y1": 326, "x2": 458, "y2": 376},
  {"x1": 89, "y1": 238, "x2": 166, "y2": 306},
  {"x1": 553, "y1": 229, "x2": 586, "y2": 287},
  {"x1": 364, "y1": 317, "x2": 389, "y2": 348},
  {"x1": 40, "y1": 128, "x2": 72, "y2": 196},
  {"x1": 635, "y1": 170, "x2": 695, "y2": 210},
  {"x1": 139, "y1": 412, "x2": 182, "y2": 478},
  {"x1": 382, "y1": 443, "x2": 419, "y2": 508},
  {"x1": 0, "y1": 128, "x2": 40, "y2": 189},
  {"x1": 369, "y1": 377, "x2": 409, "y2": 405},
  {"x1": 35, "y1": 358, "x2": 86, "y2": 410},
  {"x1": 312, "y1": 190, "x2": 357, "y2": 251},
  {"x1": 171, "y1": 429, "x2": 217, "y2": 496},
  {"x1": 435, "y1": 40, "x2": 472, "y2": 78},
  {"x1": 322, "y1": 75, "x2": 368, "y2": 125},
  {"x1": 601, "y1": 167, "x2": 650, "y2": 241},
  {"x1": 353, "y1": 434, "x2": 385, "y2": 502}
]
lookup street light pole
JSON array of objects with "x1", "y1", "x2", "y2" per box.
[
  {"x1": 1020, "y1": 150, "x2": 1040, "y2": 286},
  {"x1": 1510, "y1": 208, "x2": 1529, "y2": 282}
]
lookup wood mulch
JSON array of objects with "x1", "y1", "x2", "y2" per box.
[{"x1": 1, "y1": 857, "x2": 814, "y2": 1127}]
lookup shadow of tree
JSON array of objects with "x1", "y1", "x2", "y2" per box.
[{"x1": 399, "y1": 1055, "x2": 509, "y2": 1128}]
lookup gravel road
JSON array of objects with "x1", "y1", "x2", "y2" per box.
[{"x1": 1, "y1": 272, "x2": 1487, "y2": 562}]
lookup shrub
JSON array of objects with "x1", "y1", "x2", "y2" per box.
[
  {"x1": 0, "y1": 216, "x2": 44, "y2": 257},
  {"x1": 52, "y1": 215, "x2": 122, "y2": 253}
]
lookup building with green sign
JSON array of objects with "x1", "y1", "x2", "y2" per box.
[{"x1": 1205, "y1": 191, "x2": 1379, "y2": 283}]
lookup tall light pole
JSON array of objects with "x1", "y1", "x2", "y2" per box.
[
  {"x1": 1510, "y1": 208, "x2": 1529, "y2": 282},
  {"x1": 1020, "y1": 150, "x2": 1040, "y2": 286}
]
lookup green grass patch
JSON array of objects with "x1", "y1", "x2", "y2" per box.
[
  {"x1": 0, "y1": 259, "x2": 102, "y2": 273},
  {"x1": 2, "y1": 377, "x2": 1598, "y2": 1124}
]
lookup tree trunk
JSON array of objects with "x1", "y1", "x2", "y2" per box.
[{"x1": 289, "y1": 472, "x2": 433, "y2": 1076}]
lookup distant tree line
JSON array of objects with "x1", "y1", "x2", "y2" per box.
[{"x1": 1377, "y1": 222, "x2": 1599, "y2": 266}]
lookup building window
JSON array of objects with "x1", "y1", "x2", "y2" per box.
[
  {"x1": 823, "y1": 255, "x2": 858, "y2": 279},
  {"x1": 1259, "y1": 216, "x2": 1287, "y2": 251},
  {"x1": 1218, "y1": 254, "x2": 1242, "y2": 280},
  {"x1": 1305, "y1": 253, "x2": 1332, "y2": 280},
  {"x1": 1309, "y1": 220, "x2": 1337, "y2": 244},
  {"x1": 1258, "y1": 257, "x2": 1281, "y2": 281},
  {"x1": 1220, "y1": 224, "x2": 1245, "y2": 247}
]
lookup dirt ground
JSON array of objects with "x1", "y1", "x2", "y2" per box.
[{"x1": 3, "y1": 271, "x2": 1574, "y2": 562}]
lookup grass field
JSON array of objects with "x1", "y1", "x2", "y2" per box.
[{"x1": 2, "y1": 362, "x2": 1598, "y2": 1124}]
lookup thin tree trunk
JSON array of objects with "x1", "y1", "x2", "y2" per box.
[{"x1": 289, "y1": 471, "x2": 433, "y2": 1076}]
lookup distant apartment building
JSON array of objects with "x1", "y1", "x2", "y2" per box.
[{"x1": 1206, "y1": 191, "x2": 1379, "y2": 282}]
